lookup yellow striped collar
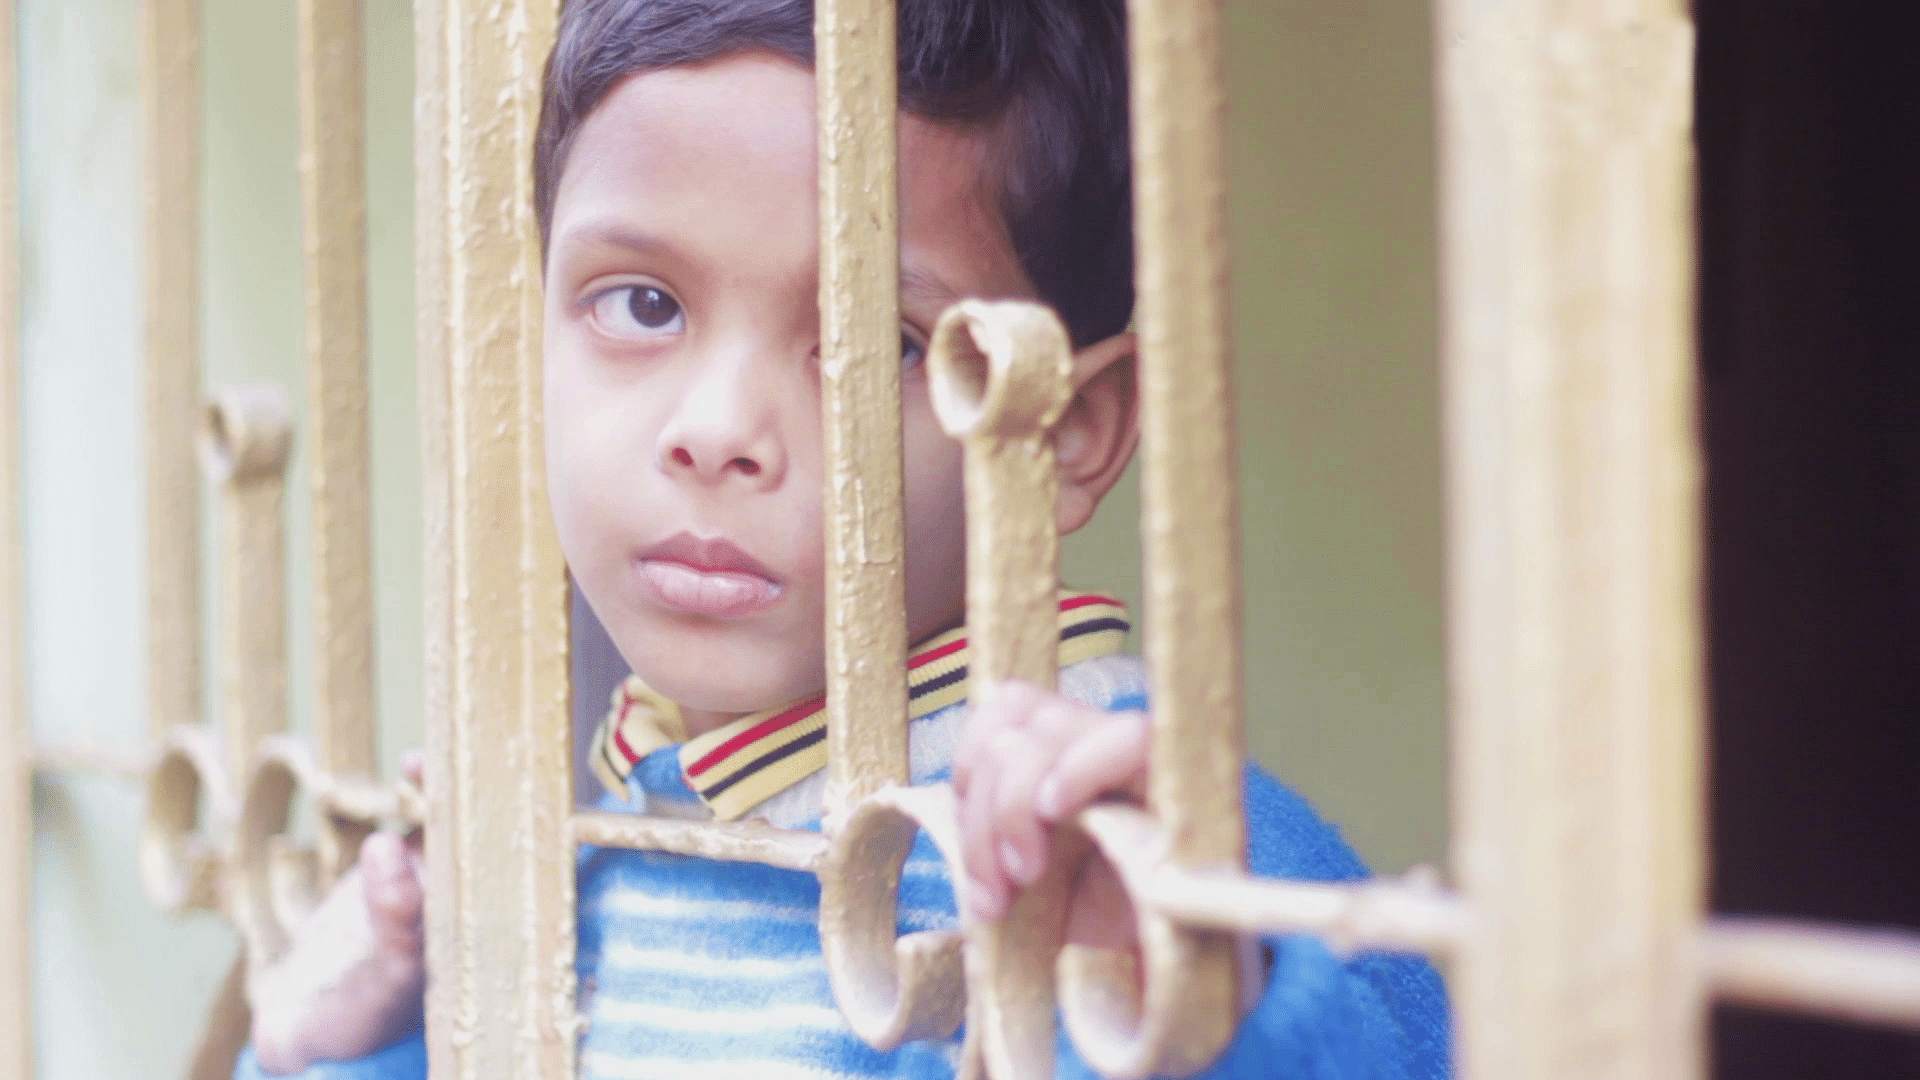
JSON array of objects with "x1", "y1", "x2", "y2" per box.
[{"x1": 589, "y1": 590, "x2": 1130, "y2": 821}]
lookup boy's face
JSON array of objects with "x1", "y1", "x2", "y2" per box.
[{"x1": 543, "y1": 53, "x2": 1039, "y2": 716}]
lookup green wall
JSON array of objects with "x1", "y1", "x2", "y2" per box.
[{"x1": 20, "y1": 1, "x2": 1442, "y2": 1075}]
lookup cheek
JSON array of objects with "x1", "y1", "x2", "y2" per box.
[
  {"x1": 900, "y1": 403, "x2": 968, "y2": 640},
  {"x1": 543, "y1": 338, "x2": 650, "y2": 565}
]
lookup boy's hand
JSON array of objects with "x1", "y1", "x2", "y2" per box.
[
  {"x1": 955, "y1": 682, "x2": 1267, "y2": 1013},
  {"x1": 249, "y1": 752, "x2": 427, "y2": 1075},
  {"x1": 953, "y1": 680, "x2": 1150, "y2": 950}
]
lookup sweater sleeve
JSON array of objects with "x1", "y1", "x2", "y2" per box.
[
  {"x1": 1056, "y1": 766, "x2": 1451, "y2": 1080},
  {"x1": 231, "y1": 1031, "x2": 427, "y2": 1080},
  {"x1": 1201, "y1": 767, "x2": 1450, "y2": 1080}
]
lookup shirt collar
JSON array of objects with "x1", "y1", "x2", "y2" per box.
[{"x1": 589, "y1": 589, "x2": 1130, "y2": 821}]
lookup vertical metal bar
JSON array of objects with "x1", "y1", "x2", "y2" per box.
[
  {"x1": 203, "y1": 386, "x2": 293, "y2": 785},
  {"x1": 815, "y1": 0, "x2": 909, "y2": 818},
  {"x1": 1109, "y1": 2, "x2": 1248, "y2": 1073},
  {"x1": 1436, "y1": 3, "x2": 1704, "y2": 1078},
  {"x1": 142, "y1": 0, "x2": 202, "y2": 737},
  {"x1": 297, "y1": 0, "x2": 376, "y2": 885},
  {"x1": 416, "y1": 0, "x2": 572, "y2": 1076},
  {"x1": 926, "y1": 301, "x2": 1078, "y2": 1080},
  {"x1": 1126, "y1": 0, "x2": 1246, "y2": 881},
  {"x1": 296, "y1": 0, "x2": 376, "y2": 795},
  {"x1": 929, "y1": 302, "x2": 1074, "y2": 692},
  {"x1": 186, "y1": 958, "x2": 256, "y2": 1080},
  {"x1": 0, "y1": 2, "x2": 29, "y2": 1075}
]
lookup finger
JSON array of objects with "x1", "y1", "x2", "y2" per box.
[
  {"x1": 954, "y1": 679, "x2": 1043, "y2": 800},
  {"x1": 959, "y1": 727, "x2": 1023, "y2": 921},
  {"x1": 359, "y1": 833, "x2": 424, "y2": 953},
  {"x1": 1035, "y1": 711, "x2": 1151, "y2": 821},
  {"x1": 400, "y1": 747, "x2": 424, "y2": 786},
  {"x1": 990, "y1": 701, "x2": 1087, "y2": 888}
]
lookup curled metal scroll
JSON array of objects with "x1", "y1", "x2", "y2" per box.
[
  {"x1": 1058, "y1": 804, "x2": 1243, "y2": 1079},
  {"x1": 199, "y1": 382, "x2": 294, "y2": 486},
  {"x1": 819, "y1": 784, "x2": 971, "y2": 1053},
  {"x1": 928, "y1": 299, "x2": 1089, "y2": 1080},
  {"x1": 232, "y1": 736, "x2": 329, "y2": 972},
  {"x1": 140, "y1": 723, "x2": 232, "y2": 914}
]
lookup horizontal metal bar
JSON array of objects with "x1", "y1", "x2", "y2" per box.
[
  {"x1": 1076, "y1": 801, "x2": 1462, "y2": 959},
  {"x1": 568, "y1": 811, "x2": 829, "y2": 873},
  {"x1": 1702, "y1": 916, "x2": 1920, "y2": 1031},
  {"x1": 325, "y1": 777, "x2": 425, "y2": 827},
  {"x1": 1141, "y1": 867, "x2": 1465, "y2": 958},
  {"x1": 32, "y1": 741, "x2": 155, "y2": 781}
]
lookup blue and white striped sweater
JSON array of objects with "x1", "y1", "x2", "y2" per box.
[{"x1": 236, "y1": 655, "x2": 1450, "y2": 1080}]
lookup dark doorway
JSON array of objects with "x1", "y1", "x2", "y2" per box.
[{"x1": 1697, "y1": 2, "x2": 1920, "y2": 1076}]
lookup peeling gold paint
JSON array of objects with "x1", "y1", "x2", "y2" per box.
[
  {"x1": 415, "y1": 0, "x2": 573, "y2": 1076},
  {"x1": 816, "y1": 0, "x2": 910, "y2": 819},
  {"x1": 820, "y1": 785, "x2": 971, "y2": 1050},
  {"x1": 1056, "y1": 1, "x2": 1249, "y2": 1073},
  {"x1": 926, "y1": 299, "x2": 1079, "y2": 1080},
  {"x1": 569, "y1": 812, "x2": 828, "y2": 871}
]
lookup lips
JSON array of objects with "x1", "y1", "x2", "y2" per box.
[{"x1": 635, "y1": 532, "x2": 786, "y2": 618}]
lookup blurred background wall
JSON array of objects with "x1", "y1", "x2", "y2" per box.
[{"x1": 18, "y1": 0, "x2": 1444, "y2": 1074}]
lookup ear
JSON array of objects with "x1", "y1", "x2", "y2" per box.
[{"x1": 1053, "y1": 331, "x2": 1140, "y2": 536}]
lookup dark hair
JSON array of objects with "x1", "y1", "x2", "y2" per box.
[{"x1": 534, "y1": 0, "x2": 1133, "y2": 346}]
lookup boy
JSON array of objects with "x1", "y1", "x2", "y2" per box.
[{"x1": 239, "y1": 1, "x2": 1449, "y2": 1077}]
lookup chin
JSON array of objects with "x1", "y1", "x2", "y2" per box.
[
  {"x1": 657, "y1": 679, "x2": 791, "y2": 714},
  {"x1": 621, "y1": 635, "x2": 821, "y2": 715}
]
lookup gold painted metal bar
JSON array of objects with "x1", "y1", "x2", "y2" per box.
[
  {"x1": 140, "y1": 722, "x2": 230, "y2": 914},
  {"x1": 818, "y1": 784, "x2": 971, "y2": 1055},
  {"x1": 928, "y1": 301, "x2": 1074, "y2": 691},
  {"x1": 1074, "y1": 804, "x2": 1463, "y2": 957},
  {"x1": 568, "y1": 812, "x2": 829, "y2": 872},
  {"x1": 296, "y1": 0, "x2": 377, "y2": 820},
  {"x1": 0, "y1": 0, "x2": 28, "y2": 1070},
  {"x1": 32, "y1": 741, "x2": 157, "y2": 780},
  {"x1": 201, "y1": 385, "x2": 293, "y2": 782},
  {"x1": 1047, "y1": 0, "x2": 1245, "y2": 1074},
  {"x1": 1436, "y1": 3, "x2": 1703, "y2": 1078},
  {"x1": 1702, "y1": 918, "x2": 1920, "y2": 1031},
  {"x1": 143, "y1": 0, "x2": 203, "y2": 737},
  {"x1": 1126, "y1": 0, "x2": 1245, "y2": 871},
  {"x1": 815, "y1": 0, "x2": 909, "y2": 818},
  {"x1": 926, "y1": 299, "x2": 1078, "y2": 1080},
  {"x1": 187, "y1": 958, "x2": 257, "y2": 1080},
  {"x1": 415, "y1": 0, "x2": 571, "y2": 1076}
]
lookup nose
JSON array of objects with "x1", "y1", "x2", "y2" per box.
[{"x1": 654, "y1": 353, "x2": 787, "y2": 490}]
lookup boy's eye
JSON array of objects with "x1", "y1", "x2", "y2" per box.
[
  {"x1": 590, "y1": 285, "x2": 685, "y2": 340},
  {"x1": 901, "y1": 332, "x2": 925, "y2": 371}
]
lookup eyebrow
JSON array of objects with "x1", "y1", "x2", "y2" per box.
[
  {"x1": 553, "y1": 220, "x2": 682, "y2": 261},
  {"x1": 900, "y1": 265, "x2": 963, "y2": 306}
]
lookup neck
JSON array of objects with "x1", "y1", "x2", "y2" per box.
[{"x1": 678, "y1": 705, "x2": 750, "y2": 739}]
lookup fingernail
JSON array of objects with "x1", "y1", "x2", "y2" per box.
[
  {"x1": 1035, "y1": 774, "x2": 1062, "y2": 820},
  {"x1": 1000, "y1": 840, "x2": 1035, "y2": 886},
  {"x1": 968, "y1": 875, "x2": 1008, "y2": 921}
]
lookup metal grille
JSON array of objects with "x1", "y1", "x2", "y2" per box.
[{"x1": 3, "y1": 1, "x2": 1919, "y2": 1079}]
